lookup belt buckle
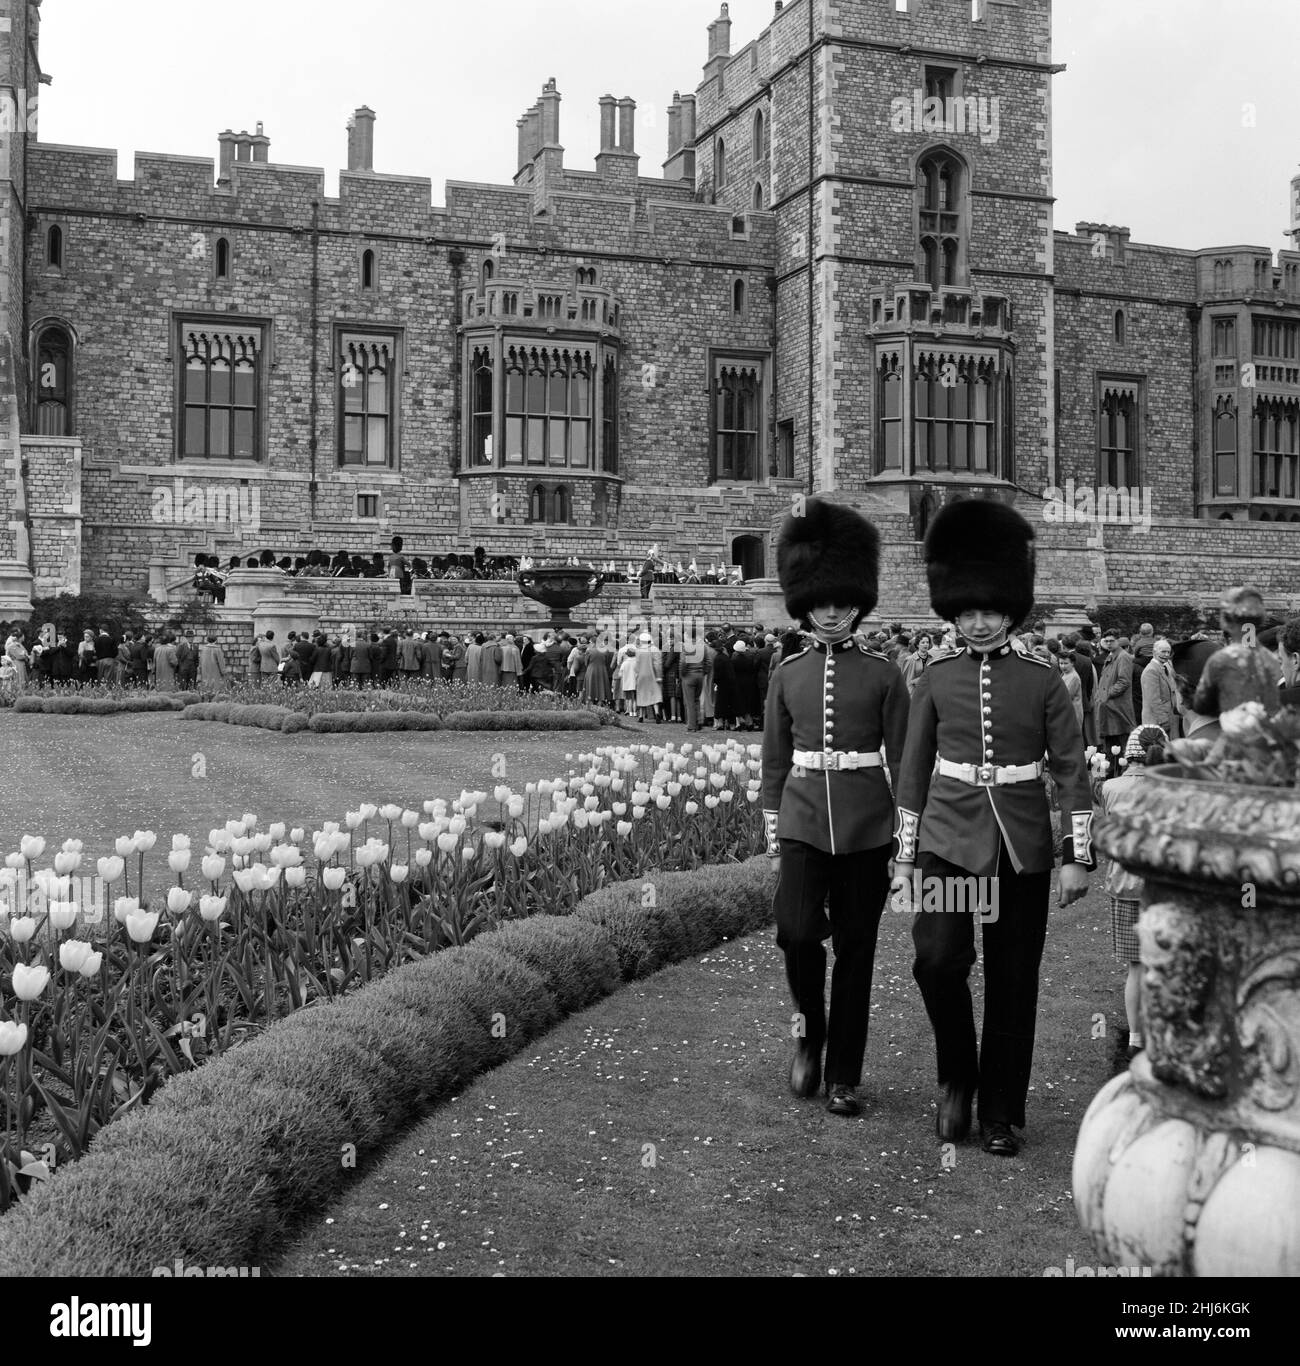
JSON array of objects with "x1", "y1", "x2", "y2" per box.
[
  {"x1": 976, "y1": 763, "x2": 996, "y2": 786},
  {"x1": 823, "y1": 750, "x2": 837, "y2": 772}
]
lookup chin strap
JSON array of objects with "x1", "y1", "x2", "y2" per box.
[{"x1": 764, "y1": 810, "x2": 780, "y2": 857}]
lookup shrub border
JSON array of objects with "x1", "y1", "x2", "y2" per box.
[{"x1": 0, "y1": 857, "x2": 776, "y2": 1276}]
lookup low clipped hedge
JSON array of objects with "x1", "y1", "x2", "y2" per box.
[
  {"x1": 0, "y1": 859, "x2": 775, "y2": 1276},
  {"x1": 13, "y1": 691, "x2": 200, "y2": 715},
  {"x1": 443, "y1": 709, "x2": 602, "y2": 731},
  {"x1": 180, "y1": 703, "x2": 603, "y2": 734},
  {"x1": 308, "y1": 711, "x2": 443, "y2": 733}
]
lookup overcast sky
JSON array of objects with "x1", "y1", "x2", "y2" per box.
[{"x1": 33, "y1": 0, "x2": 1300, "y2": 253}]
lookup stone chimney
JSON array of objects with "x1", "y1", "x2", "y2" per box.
[
  {"x1": 250, "y1": 121, "x2": 270, "y2": 164},
  {"x1": 218, "y1": 130, "x2": 237, "y2": 185},
  {"x1": 531, "y1": 78, "x2": 565, "y2": 216},
  {"x1": 597, "y1": 94, "x2": 638, "y2": 191},
  {"x1": 705, "y1": 3, "x2": 732, "y2": 81},
  {"x1": 664, "y1": 94, "x2": 696, "y2": 185},
  {"x1": 348, "y1": 106, "x2": 376, "y2": 171}
]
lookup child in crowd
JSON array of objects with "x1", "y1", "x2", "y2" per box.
[{"x1": 1100, "y1": 724, "x2": 1168, "y2": 1072}]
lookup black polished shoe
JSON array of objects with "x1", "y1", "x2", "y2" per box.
[
  {"x1": 826, "y1": 1084, "x2": 861, "y2": 1118},
  {"x1": 936, "y1": 1083, "x2": 973, "y2": 1141},
  {"x1": 981, "y1": 1121, "x2": 1021, "y2": 1157},
  {"x1": 789, "y1": 1044, "x2": 822, "y2": 1099}
]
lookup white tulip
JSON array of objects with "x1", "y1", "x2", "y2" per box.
[
  {"x1": 322, "y1": 867, "x2": 347, "y2": 891},
  {"x1": 436, "y1": 832, "x2": 458, "y2": 853},
  {"x1": 401, "y1": 810, "x2": 420, "y2": 828},
  {"x1": 113, "y1": 897, "x2": 140, "y2": 925},
  {"x1": 0, "y1": 1021, "x2": 29, "y2": 1055},
  {"x1": 616, "y1": 821, "x2": 633, "y2": 837},
  {"x1": 358, "y1": 803, "x2": 378, "y2": 821},
  {"x1": 389, "y1": 864, "x2": 409, "y2": 883},
  {"x1": 12, "y1": 962, "x2": 50, "y2": 1000},
  {"x1": 289, "y1": 827, "x2": 306, "y2": 843},
  {"x1": 198, "y1": 895, "x2": 228, "y2": 922},
  {"x1": 167, "y1": 888, "x2": 192, "y2": 915},
  {"x1": 509, "y1": 837, "x2": 528, "y2": 858},
  {"x1": 59, "y1": 939, "x2": 94, "y2": 973},
  {"x1": 61, "y1": 839, "x2": 84, "y2": 854},
  {"x1": 201, "y1": 854, "x2": 226, "y2": 881},
  {"x1": 79, "y1": 952, "x2": 103, "y2": 978},
  {"x1": 168, "y1": 849, "x2": 191, "y2": 874},
  {"x1": 48, "y1": 901, "x2": 79, "y2": 931},
  {"x1": 114, "y1": 835, "x2": 137, "y2": 857},
  {"x1": 267, "y1": 822, "x2": 286, "y2": 842},
  {"x1": 285, "y1": 866, "x2": 307, "y2": 888},
  {"x1": 171, "y1": 834, "x2": 191, "y2": 851},
  {"x1": 344, "y1": 811, "x2": 364, "y2": 830},
  {"x1": 19, "y1": 835, "x2": 45, "y2": 860},
  {"x1": 126, "y1": 911, "x2": 160, "y2": 943},
  {"x1": 462, "y1": 846, "x2": 475, "y2": 862},
  {"x1": 8, "y1": 916, "x2": 37, "y2": 943},
  {"x1": 54, "y1": 850, "x2": 81, "y2": 875},
  {"x1": 133, "y1": 831, "x2": 158, "y2": 852},
  {"x1": 685, "y1": 801, "x2": 699, "y2": 816},
  {"x1": 414, "y1": 848, "x2": 433, "y2": 867}
]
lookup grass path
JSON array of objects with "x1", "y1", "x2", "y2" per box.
[
  {"x1": 276, "y1": 880, "x2": 1122, "y2": 1278},
  {"x1": 3, "y1": 712, "x2": 638, "y2": 853}
]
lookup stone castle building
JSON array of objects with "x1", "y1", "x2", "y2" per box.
[{"x1": 3, "y1": 0, "x2": 1300, "y2": 628}]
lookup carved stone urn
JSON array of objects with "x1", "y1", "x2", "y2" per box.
[
  {"x1": 1075, "y1": 766, "x2": 1300, "y2": 1276},
  {"x1": 517, "y1": 566, "x2": 604, "y2": 631}
]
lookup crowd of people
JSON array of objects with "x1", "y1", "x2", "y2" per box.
[
  {"x1": 191, "y1": 541, "x2": 747, "y2": 607},
  {"x1": 6, "y1": 592, "x2": 1299, "y2": 729}
]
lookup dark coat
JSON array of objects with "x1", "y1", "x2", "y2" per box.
[
  {"x1": 762, "y1": 639, "x2": 910, "y2": 855},
  {"x1": 895, "y1": 644, "x2": 1094, "y2": 877}
]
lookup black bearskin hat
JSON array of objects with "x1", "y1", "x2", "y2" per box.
[
  {"x1": 925, "y1": 499, "x2": 1035, "y2": 626},
  {"x1": 777, "y1": 498, "x2": 880, "y2": 624}
]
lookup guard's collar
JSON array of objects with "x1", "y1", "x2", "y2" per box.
[
  {"x1": 810, "y1": 638, "x2": 856, "y2": 654},
  {"x1": 966, "y1": 642, "x2": 1014, "y2": 659}
]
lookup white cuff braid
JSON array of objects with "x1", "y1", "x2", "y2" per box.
[{"x1": 764, "y1": 810, "x2": 780, "y2": 857}]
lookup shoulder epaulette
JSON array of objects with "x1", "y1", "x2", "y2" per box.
[
  {"x1": 777, "y1": 647, "x2": 810, "y2": 668},
  {"x1": 1019, "y1": 651, "x2": 1053, "y2": 669},
  {"x1": 857, "y1": 641, "x2": 890, "y2": 660},
  {"x1": 927, "y1": 647, "x2": 966, "y2": 666}
]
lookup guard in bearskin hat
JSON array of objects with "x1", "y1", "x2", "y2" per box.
[
  {"x1": 762, "y1": 499, "x2": 910, "y2": 1116},
  {"x1": 891, "y1": 498, "x2": 1093, "y2": 1156}
]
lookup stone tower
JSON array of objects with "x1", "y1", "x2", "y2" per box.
[
  {"x1": 0, "y1": 0, "x2": 40, "y2": 617},
  {"x1": 691, "y1": 0, "x2": 1054, "y2": 521}
]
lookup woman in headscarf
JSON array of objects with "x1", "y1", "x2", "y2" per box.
[{"x1": 731, "y1": 637, "x2": 761, "y2": 729}]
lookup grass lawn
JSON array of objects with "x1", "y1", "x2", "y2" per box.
[
  {"x1": 3, "y1": 712, "x2": 641, "y2": 853},
  {"x1": 275, "y1": 878, "x2": 1124, "y2": 1278}
]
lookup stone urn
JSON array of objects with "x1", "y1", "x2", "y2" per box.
[
  {"x1": 517, "y1": 565, "x2": 604, "y2": 631},
  {"x1": 1075, "y1": 766, "x2": 1300, "y2": 1276}
]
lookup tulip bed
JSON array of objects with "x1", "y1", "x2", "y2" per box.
[
  {"x1": 0, "y1": 857, "x2": 777, "y2": 1277},
  {"x1": 0, "y1": 739, "x2": 765, "y2": 1212}
]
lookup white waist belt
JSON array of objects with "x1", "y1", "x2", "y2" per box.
[
  {"x1": 793, "y1": 750, "x2": 883, "y2": 772},
  {"x1": 938, "y1": 758, "x2": 1044, "y2": 787}
]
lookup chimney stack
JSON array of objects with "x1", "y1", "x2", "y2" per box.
[
  {"x1": 617, "y1": 98, "x2": 636, "y2": 154},
  {"x1": 251, "y1": 120, "x2": 270, "y2": 164},
  {"x1": 664, "y1": 94, "x2": 697, "y2": 185},
  {"x1": 540, "y1": 77, "x2": 561, "y2": 149},
  {"x1": 218, "y1": 129, "x2": 237, "y2": 185},
  {"x1": 667, "y1": 93, "x2": 682, "y2": 157},
  {"x1": 599, "y1": 95, "x2": 617, "y2": 152},
  {"x1": 705, "y1": 3, "x2": 732, "y2": 80},
  {"x1": 348, "y1": 106, "x2": 376, "y2": 171}
]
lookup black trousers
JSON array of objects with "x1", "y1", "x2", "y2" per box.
[
  {"x1": 774, "y1": 840, "x2": 892, "y2": 1088},
  {"x1": 911, "y1": 844, "x2": 1050, "y2": 1128}
]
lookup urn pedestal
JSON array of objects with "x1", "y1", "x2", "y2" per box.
[
  {"x1": 1075, "y1": 768, "x2": 1300, "y2": 1276},
  {"x1": 517, "y1": 567, "x2": 604, "y2": 632}
]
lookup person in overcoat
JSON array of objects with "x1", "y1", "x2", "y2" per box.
[
  {"x1": 763, "y1": 500, "x2": 910, "y2": 1117},
  {"x1": 891, "y1": 501, "x2": 1093, "y2": 1157}
]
